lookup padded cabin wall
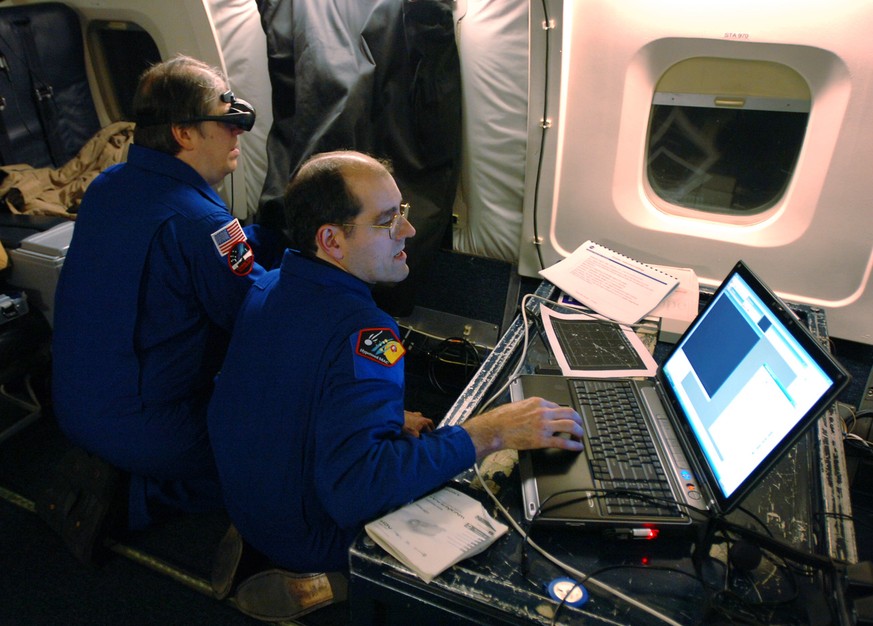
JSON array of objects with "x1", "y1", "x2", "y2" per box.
[
  {"x1": 206, "y1": 0, "x2": 272, "y2": 221},
  {"x1": 47, "y1": 0, "x2": 271, "y2": 221},
  {"x1": 451, "y1": 0, "x2": 530, "y2": 262},
  {"x1": 254, "y1": 0, "x2": 462, "y2": 316},
  {"x1": 0, "y1": 2, "x2": 102, "y2": 169},
  {"x1": 519, "y1": 0, "x2": 873, "y2": 344}
]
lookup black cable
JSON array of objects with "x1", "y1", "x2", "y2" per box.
[
  {"x1": 518, "y1": 485, "x2": 832, "y2": 622},
  {"x1": 544, "y1": 557, "x2": 718, "y2": 625},
  {"x1": 735, "y1": 505, "x2": 775, "y2": 538},
  {"x1": 518, "y1": 486, "x2": 710, "y2": 594},
  {"x1": 723, "y1": 530, "x2": 803, "y2": 605},
  {"x1": 535, "y1": 486, "x2": 701, "y2": 521},
  {"x1": 427, "y1": 336, "x2": 481, "y2": 395},
  {"x1": 711, "y1": 516, "x2": 841, "y2": 573},
  {"x1": 530, "y1": 0, "x2": 552, "y2": 271},
  {"x1": 845, "y1": 436, "x2": 873, "y2": 458},
  {"x1": 548, "y1": 563, "x2": 700, "y2": 626},
  {"x1": 819, "y1": 510, "x2": 855, "y2": 524},
  {"x1": 228, "y1": 169, "x2": 235, "y2": 214}
]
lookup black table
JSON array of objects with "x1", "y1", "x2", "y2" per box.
[{"x1": 349, "y1": 281, "x2": 856, "y2": 625}]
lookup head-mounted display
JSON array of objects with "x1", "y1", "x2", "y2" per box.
[{"x1": 177, "y1": 90, "x2": 256, "y2": 132}]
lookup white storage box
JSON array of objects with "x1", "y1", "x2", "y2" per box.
[{"x1": 9, "y1": 220, "x2": 75, "y2": 327}]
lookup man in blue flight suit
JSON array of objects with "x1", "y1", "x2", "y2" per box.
[
  {"x1": 206, "y1": 150, "x2": 583, "y2": 620},
  {"x1": 45, "y1": 55, "x2": 281, "y2": 563}
]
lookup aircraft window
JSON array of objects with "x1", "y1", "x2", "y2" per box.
[
  {"x1": 87, "y1": 21, "x2": 161, "y2": 121},
  {"x1": 646, "y1": 58, "x2": 810, "y2": 216}
]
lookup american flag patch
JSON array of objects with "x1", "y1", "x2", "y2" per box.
[{"x1": 211, "y1": 219, "x2": 247, "y2": 257}]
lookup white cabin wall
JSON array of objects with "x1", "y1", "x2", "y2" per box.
[
  {"x1": 13, "y1": 0, "x2": 271, "y2": 221},
  {"x1": 6, "y1": 0, "x2": 869, "y2": 342},
  {"x1": 451, "y1": 0, "x2": 529, "y2": 262},
  {"x1": 207, "y1": 0, "x2": 273, "y2": 221},
  {"x1": 518, "y1": 0, "x2": 873, "y2": 344}
]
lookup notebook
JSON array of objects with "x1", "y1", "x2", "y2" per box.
[{"x1": 511, "y1": 260, "x2": 850, "y2": 529}]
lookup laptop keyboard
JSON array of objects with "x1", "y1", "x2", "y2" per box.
[{"x1": 571, "y1": 379, "x2": 683, "y2": 518}]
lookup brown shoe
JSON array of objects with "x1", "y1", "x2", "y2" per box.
[
  {"x1": 234, "y1": 569, "x2": 348, "y2": 622},
  {"x1": 210, "y1": 524, "x2": 275, "y2": 599},
  {"x1": 210, "y1": 524, "x2": 245, "y2": 599},
  {"x1": 36, "y1": 447, "x2": 124, "y2": 566}
]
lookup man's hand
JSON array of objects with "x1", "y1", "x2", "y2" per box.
[
  {"x1": 461, "y1": 397, "x2": 584, "y2": 461},
  {"x1": 403, "y1": 410, "x2": 435, "y2": 438}
]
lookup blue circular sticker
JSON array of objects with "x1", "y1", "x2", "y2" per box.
[{"x1": 548, "y1": 577, "x2": 589, "y2": 607}]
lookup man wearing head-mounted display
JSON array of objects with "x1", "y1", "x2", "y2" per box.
[
  {"x1": 44, "y1": 54, "x2": 282, "y2": 563},
  {"x1": 178, "y1": 90, "x2": 257, "y2": 132}
]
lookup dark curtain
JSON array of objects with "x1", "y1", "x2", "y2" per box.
[{"x1": 255, "y1": 0, "x2": 461, "y2": 315}]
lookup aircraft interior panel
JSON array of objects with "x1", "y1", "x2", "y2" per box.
[
  {"x1": 450, "y1": 0, "x2": 530, "y2": 263},
  {"x1": 60, "y1": 0, "x2": 271, "y2": 221},
  {"x1": 4, "y1": 0, "x2": 870, "y2": 343},
  {"x1": 519, "y1": 0, "x2": 873, "y2": 344}
]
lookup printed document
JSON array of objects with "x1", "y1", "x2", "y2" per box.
[
  {"x1": 540, "y1": 241, "x2": 679, "y2": 325},
  {"x1": 364, "y1": 487, "x2": 508, "y2": 583}
]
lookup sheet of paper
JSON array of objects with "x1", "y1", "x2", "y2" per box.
[
  {"x1": 540, "y1": 306, "x2": 658, "y2": 377},
  {"x1": 647, "y1": 265, "x2": 700, "y2": 343},
  {"x1": 364, "y1": 487, "x2": 508, "y2": 584},
  {"x1": 540, "y1": 241, "x2": 679, "y2": 325}
]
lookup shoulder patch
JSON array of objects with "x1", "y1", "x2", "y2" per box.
[
  {"x1": 227, "y1": 240, "x2": 255, "y2": 276},
  {"x1": 211, "y1": 218, "x2": 247, "y2": 257},
  {"x1": 355, "y1": 328, "x2": 406, "y2": 366}
]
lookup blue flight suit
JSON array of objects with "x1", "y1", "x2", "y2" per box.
[
  {"x1": 52, "y1": 144, "x2": 277, "y2": 530},
  {"x1": 207, "y1": 251, "x2": 476, "y2": 572}
]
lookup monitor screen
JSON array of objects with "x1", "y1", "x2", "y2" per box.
[{"x1": 661, "y1": 263, "x2": 846, "y2": 505}]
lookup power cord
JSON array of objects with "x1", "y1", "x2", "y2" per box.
[
  {"x1": 398, "y1": 325, "x2": 487, "y2": 396},
  {"x1": 427, "y1": 336, "x2": 482, "y2": 394},
  {"x1": 529, "y1": 0, "x2": 554, "y2": 271},
  {"x1": 472, "y1": 463, "x2": 687, "y2": 626},
  {"x1": 839, "y1": 402, "x2": 873, "y2": 458},
  {"x1": 472, "y1": 453, "x2": 842, "y2": 624}
]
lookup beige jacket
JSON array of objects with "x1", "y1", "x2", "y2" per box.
[{"x1": 0, "y1": 121, "x2": 135, "y2": 271}]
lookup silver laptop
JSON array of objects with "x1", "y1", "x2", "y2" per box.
[{"x1": 511, "y1": 261, "x2": 850, "y2": 529}]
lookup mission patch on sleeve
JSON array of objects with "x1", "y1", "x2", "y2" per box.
[
  {"x1": 355, "y1": 328, "x2": 405, "y2": 366},
  {"x1": 227, "y1": 240, "x2": 254, "y2": 276}
]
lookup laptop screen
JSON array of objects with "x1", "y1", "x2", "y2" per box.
[{"x1": 661, "y1": 261, "x2": 849, "y2": 511}]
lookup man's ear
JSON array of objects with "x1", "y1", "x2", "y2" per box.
[
  {"x1": 315, "y1": 224, "x2": 344, "y2": 261},
  {"x1": 170, "y1": 124, "x2": 196, "y2": 152}
]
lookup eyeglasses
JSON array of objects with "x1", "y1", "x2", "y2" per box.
[
  {"x1": 336, "y1": 203, "x2": 411, "y2": 240},
  {"x1": 177, "y1": 91, "x2": 256, "y2": 132}
]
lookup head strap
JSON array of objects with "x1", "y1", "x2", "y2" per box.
[{"x1": 136, "y1": 90, "x2": 256, "y2": 131}]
